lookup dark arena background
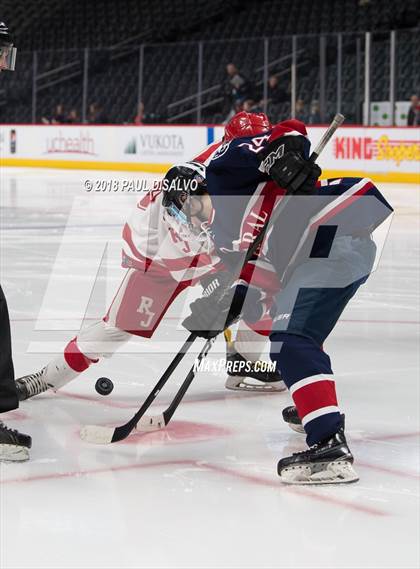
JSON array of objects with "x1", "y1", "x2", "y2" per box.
[{"x1": 0, "y1": 2, "x2": 419, "y2": 568}]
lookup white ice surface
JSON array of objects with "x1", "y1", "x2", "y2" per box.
[{"x1": 0, "y1": 168, "x2": 419, "y2": 569}]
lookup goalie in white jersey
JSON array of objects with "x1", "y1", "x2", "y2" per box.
[{"x1": 15, "y1": 112, "x2": 285, "y2": 401}]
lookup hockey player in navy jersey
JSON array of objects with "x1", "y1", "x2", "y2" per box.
[{"x1": 175, "y1": 115, "x2": 393, "y2": 484}]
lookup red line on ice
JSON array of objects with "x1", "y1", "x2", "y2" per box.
[
  {"x1": 357, "y1": 461, "x2": 420, "y2": 480},
  {"x1": 203, "y1": 464, "x2": 388, "y2": 517},
  {"x1": 368, "y1": 431, "x2": 420, "y2": 442},
  {"x1": 0, "y1": 458, "x2": 388, "y2": 517}
]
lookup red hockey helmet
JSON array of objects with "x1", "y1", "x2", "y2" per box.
[{"x1": 224, "y1": 111, "x2": 272, "y2": 141}]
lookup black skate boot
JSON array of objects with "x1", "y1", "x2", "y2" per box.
[
  {"x1": 0, "y1": 421, "x2": 32, "y2": 462},
  {"x1": 282, "y1": 405, "x2": 346, "y2": 434},
  {"x1": 282, "y1": 406, "x2": 306, "y2": 433},
  {"x1": 15, "y1": 368, "x2": 50, "y2": 401},
  {"x1": 224, "y1": 333, "x2": 286, "y2": 393},
  {"x1": 277, "y1": 427, "x2": 358, "y2": 485}
]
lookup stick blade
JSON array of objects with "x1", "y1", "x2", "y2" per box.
[{"x1": 80, "y1": 425, "x2": 115, "y2": 444}]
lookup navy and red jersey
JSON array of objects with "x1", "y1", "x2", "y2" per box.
[
  {"x1": 205, "y1": 120, "x2": 394, "y2": 282},
  {"x1": 206, "y1": 120, "x2": 309, "y2": 253}
]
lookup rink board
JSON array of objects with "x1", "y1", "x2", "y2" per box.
[{"x1": 0, "y1": 124, "x2": 419, "y2": 183}]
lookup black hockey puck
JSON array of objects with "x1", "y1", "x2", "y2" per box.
[{"x1": 95, "y1": 377, "x2": 114, "y2": 396}]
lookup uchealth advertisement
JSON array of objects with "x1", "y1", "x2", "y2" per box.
[
  {"x1": 0, "y1": 124, "x2": 418, "y2": 182},
  {"x1": 0, "y1": 125, "x2": 209, "y2": 171}
]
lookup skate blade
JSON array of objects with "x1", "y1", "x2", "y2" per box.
[
  {"x1": 287, "y1": 422, "x2": 306, "y2": 434},
  {"x1": 280, "y1": 460, "x2": 359, "y2": 485},
  {"x1": 0, "y1": 444, "x2": 30, "y2": 462},
  {"x1": 225, "y1": 376, "x2": 286, "y2": 393}
]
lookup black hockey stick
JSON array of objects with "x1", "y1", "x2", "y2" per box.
[
  {"x1": 80, "y1": 332, "x2": 196, "y2": 443},
  {"x1": 81, "y1": 114, "x2": 344, "y2": 444},
  {"x1": 81, "y1": 186, "x2": 281, "y2": 445}
]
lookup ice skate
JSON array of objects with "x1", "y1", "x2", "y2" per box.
[
  {"x1": 15, "y1": 368, "x2": 50, "y2": 401},
  {"x1": 0, "y1": 421, "x2": 32, "y2": 462},
  {"x1": 282, "y1": 405, "x2": 345, "y2": 434},
  {"x1": 277, "y1": 427, "x2": 358, "y2": 485},
  {"x1": 224, "y1": 329, "x2": 286, "y2": 392},
  {"x1": 15, "y1": 352, "x2": 82, "y2": 401},
  {"x1": 282, "y1": 405, "x2": 306, "y2": 433}
]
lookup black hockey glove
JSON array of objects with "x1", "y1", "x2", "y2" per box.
[
  {"x1": 182, "y1": 274, "x2": 264, "y2": 339},
  {"x1": 259, "y1": 135, "x2": 321, "y2": 195}
]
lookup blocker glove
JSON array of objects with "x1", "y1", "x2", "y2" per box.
[
  {"x1": 259, "y1": 134, "x2": 321, "y2": 195},
  {"x1": 182, "y1": 273, "x2": 264, "y2": 339}
]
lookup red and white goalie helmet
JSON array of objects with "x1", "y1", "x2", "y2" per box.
[{"x1": 224, "y1": 111, "x2": 272, "y2": 141}]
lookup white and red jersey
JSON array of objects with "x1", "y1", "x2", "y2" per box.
[
  {"x1": 111, "y1": 140, "x2": 281, "y2": 338},
  {"x1": 106, "y1": 141, "x2": 224, "y2": 338},
  {"x1": 121, "y1": 141, "x2": 225, "y2": 284},
  {"x1": 122, "y1": 138, "x2": 283, "y2": 293},
  {"x1": 122, "y1": 187, "x2": 221, "y2": 284}
]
